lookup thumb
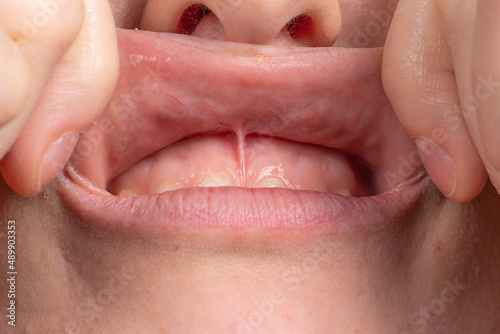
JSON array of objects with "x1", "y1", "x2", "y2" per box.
[
  {"x1": 0, "y1": 0, "x2": 119, "y2": 197},
  {"x1": 382, "y1": 0, "x2": 487, "y2": 202}
]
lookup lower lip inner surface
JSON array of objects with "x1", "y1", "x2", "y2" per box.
[{"x1": 107, "y1": 133, "x2": 365, "y2": 197}]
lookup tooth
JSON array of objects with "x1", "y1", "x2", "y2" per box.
[
  {"x1": 199, "y1": 173, "x2": 233, "y2": 187},
  {"x1": 257, "y1": 177, "x2": 287, "y2": 188},
  {"x1": 156, "y1": 183, "x2": 179, "y2": 193},
  {"x1": 118, "y1": 189, "x2": 140, "y2": 197},
  {"x1": 338, "y1": 188, "x2": 352, "y2": 197}
]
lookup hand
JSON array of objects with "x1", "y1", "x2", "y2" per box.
[
  {"x1": 0, "y1": 0, "x2": 118, "y2": 197},
  {"x1": 382, "y1": 0, "x2": 500, "y2": 202}
]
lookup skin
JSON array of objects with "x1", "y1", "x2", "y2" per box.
[{"x1": 1, "y1": 0, "x2": 500, "y2": 333}]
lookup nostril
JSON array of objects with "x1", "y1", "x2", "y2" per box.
[
  {"x1": 177, "y1": 3, "x2": 212, "y2": 35},
  {"x1": 286, "y1": 14, "x2": 314, "y2": 42},
  {"x1": 141, "y1": 0, "x2": 340, "y2": 46}
]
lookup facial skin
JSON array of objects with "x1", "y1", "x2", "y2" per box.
[{"x1": 1, "y1": 0, "x2": 500, "y2": 333}]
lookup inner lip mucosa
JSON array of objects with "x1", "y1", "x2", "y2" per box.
[
  {"x1": 106, "y1": 132, "x2": 373, "y2": 198},
  {"x1": 67, "y1": 29, "x2": 423, "y2": 201}
]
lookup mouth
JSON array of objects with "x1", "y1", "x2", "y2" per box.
[{"x1": 57, "y1": 28, "x2": 428, "y2": 235}]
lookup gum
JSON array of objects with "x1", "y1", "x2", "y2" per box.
[{"x1": 108, "y1": 134, "x2": 358, "y2": 196}]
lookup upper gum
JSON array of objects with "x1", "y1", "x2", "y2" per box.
[{"x1": 108, "y1": 134, "x2": 360, "y2": 196}]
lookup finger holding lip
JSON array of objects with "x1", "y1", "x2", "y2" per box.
[
  {"x1": 382, "y1": 0, "x2": 488, "y2": 203},
  {"x1": 0, "y1": 0, "x2": 84, "y2": 160},
  {"x1": 471, "y1": 0, "x2": 500, "y2": 194},
  {"x1": 0, "y1": 0, "x2": 119, "y2": 197},
  {"x1": 435, "y1": 0, "x2": 500, "y2": 195}
]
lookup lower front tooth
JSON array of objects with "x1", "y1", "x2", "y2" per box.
[
  {"x1": 199, "y1": 173, "x2": 233, "y2": 187},
  {"x1": 257, "y1": 177, "x2": 287, "y2": 188}
]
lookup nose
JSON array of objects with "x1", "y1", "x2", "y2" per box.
[{"x1": 140, "y1": 0, "x2": 341, "y2": 47}]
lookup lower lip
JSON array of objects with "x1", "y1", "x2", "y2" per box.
[{"x1": 57, "y1": 167, "x2": 428, "y2": 236}]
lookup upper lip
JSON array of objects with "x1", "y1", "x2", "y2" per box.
[{"x1": 57, "y1": 28, "x2": 428, "y2": 235}]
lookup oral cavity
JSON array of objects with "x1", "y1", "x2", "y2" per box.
[{"x1": 107, "y1": 134, "x2": 362, "y2": 197}]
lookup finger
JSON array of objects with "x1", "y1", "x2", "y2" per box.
[
  {"x1": 0, "y1": 0, "x2": 84, "y2": 159},
  {"x1": 0, "y1": 0, "x2": 119, "y2": 197},
  {"x1": 0, "y1": 28, "x2": 30, "y2": 127},
  {"x1": 471, "y1": 0, "x2": 500, "y2": 193},
  {"x1": 382, "y1": 0, "x2": 488, "y2": 203},
  {"x1": 434, "y1": 0, "x2": 476, "y2": 91},
  {"x1": 435, "y1": 0, "x2": 500, "y2": 195}
]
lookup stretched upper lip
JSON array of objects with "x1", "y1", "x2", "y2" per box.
[{"x1": 57, "y1": 28, "x2": 428, "y2": 236}]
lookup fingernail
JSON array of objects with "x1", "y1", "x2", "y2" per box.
[
  {"x1": 38, "y1": 132, "x2": 80, "y2": 192},
  {"x1": 416, "y1": 138, "x2": 457, "y2": 198}
]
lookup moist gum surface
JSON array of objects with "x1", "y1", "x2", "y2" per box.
[{"x1": 108, "y1": 134, "x2": 358, "y2": 196}]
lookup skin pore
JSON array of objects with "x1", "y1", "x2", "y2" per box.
[{"x1": 1, "y1": 0, "x2": 500, "y2": 333}]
